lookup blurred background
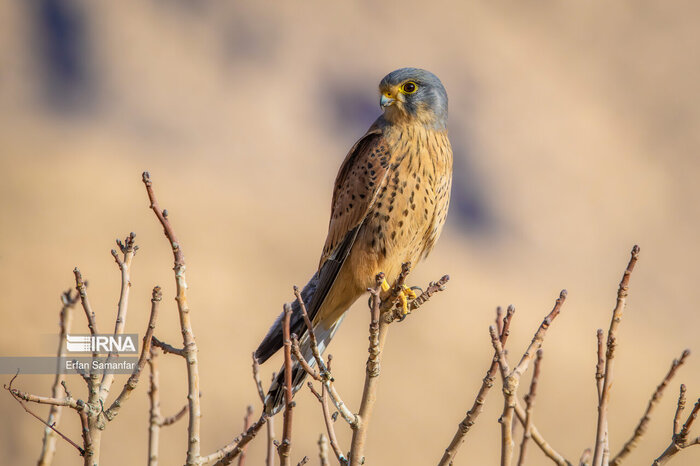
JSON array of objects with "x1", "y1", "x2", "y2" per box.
[{"x1": 2, "y1": 1, "x2": 699, "y2": 464}]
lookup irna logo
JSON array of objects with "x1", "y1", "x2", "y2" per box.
[{"x1": 66, "y1": 334, "x2": 138, "y2": 354}]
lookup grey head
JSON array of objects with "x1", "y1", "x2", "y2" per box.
[{"x1": 378, "y1": 68, "x2": 448, "y2": 129}]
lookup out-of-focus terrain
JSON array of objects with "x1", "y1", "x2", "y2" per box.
[{"x1": 1, "y1": 1, "x2": 699, "y2": 464}]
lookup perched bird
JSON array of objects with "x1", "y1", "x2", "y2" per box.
[{"x1": 256, "y1": 68, "x2": 453, "y2": 415}]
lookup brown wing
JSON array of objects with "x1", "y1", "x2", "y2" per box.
[{"x1": 306, "y1": 126, "x2": 392, "y2": 322}]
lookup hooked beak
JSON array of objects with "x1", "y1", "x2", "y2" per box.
[{"x1": 380, "y1": 92, "x2": 396, "y2": 108}]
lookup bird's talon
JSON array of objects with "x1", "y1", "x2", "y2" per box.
[
  {"x1": 398, "y1": 290, "x2": 410, "y2": 316},
  {"x1": 381, "y1": 278, "x2": 391, "y2": 292},
  {"x1": 403, "y1": 285, "x2": 418, "y2": 300}
]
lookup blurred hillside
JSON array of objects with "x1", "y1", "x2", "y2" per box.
[{"x1": 1, "y1": 1, "x2": 699, "y2": 464}]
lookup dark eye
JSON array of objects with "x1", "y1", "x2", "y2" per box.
[{"x1": 402, "y1": 82, "x2": 417, "y2": 94}]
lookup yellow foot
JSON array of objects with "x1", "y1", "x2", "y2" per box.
[
  {"x1": 380, "y1": 279, "x2": 419, "y2": 316},
  {"x1": 381, "y1": 278, "x2": 391, "y2": 292},
  {"x1": 398, "y1": 285, "x2": 418, "y2": 315}
]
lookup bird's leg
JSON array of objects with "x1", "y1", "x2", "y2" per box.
[
  {"x1": 380, "y1": 278, "x2": 418, "y2": 316},
  {"x1": 397, "y1": 285, "x2": 418, "y2": 315}
]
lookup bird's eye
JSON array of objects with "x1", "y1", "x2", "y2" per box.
[{"x1": 401, "y1": 82, "x2": 418, "y2": 94}]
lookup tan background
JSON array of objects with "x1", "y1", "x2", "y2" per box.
[{"x1": 1, "y1": 1, "x2": 699, "y2": 464}]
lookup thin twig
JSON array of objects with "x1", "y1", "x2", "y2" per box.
[
  {"x1": 162, "y1": 405, "x2": 188, "y2": 426},
  {"x1": 151, "y1": 336, "x2": 186, "y2": 357},
  {"x1": 291, "y1": 336, "x2": 320, "y2": 381},
  {"x1": 308, "y1": 383, "x2": 347, "y2": 465},
  {"x1": 493, "y1": 290, "x2": 568, "y2": 466},
  {"x1": 384, "y1": 273, "x2": 450, "y2": 323},
  {"x1": 593, "y1": 245, "x2": 641, "y2": 466},
  {"x1": 204, "y1": 414, "x2": 268, "y2": 466},
  {"x1": 349, "y1": 275, "x2": 387, "y2": 466},
  {"x1": 319, "y1": 433, "x2": 330, "y2": 466},
  {"x1": 99, "y1": 233, "x2": 137, "y2": 403},
  {"x1": 73, "y1": 268, "x2": 100, "y2": 405},
  {"x1": 517, "y1": 349, "x2": 543, "y2": 466},
  {"x1": 5, "y1": 373, "x2": 85, "y2": 456},
  {"x1": 252, "y1": 353, "x2": 266, "y2": 402},
  {"x1": 252, "y1": 355, "x2": 276, "y2": 466},
  {"x1": 267, "y1": 373, "x2": 276, "y2": 466},
  {"x1": 38, "y1": 289, "x2": 79, "y2": 466},
  {"x1": 238, "y1": 406, "x2": 254, "y2": 466},
  {"x1": 143, "y1": 171, "x2": 202, "y2": 466},
  {"x1": 148, "y1": 346, "x2": 161, "y2": 466},
  {"x1": 674, "y1": 384, "x2": 687, "y2": 437},
  {"x1": 104, "y1": 286, "x2": 161, "y2": 421},
  {"x1": 596, "y1": 329, "x2": 604, "y2": 403},
  {"x1": 513, "y1": 400, "x2": 571, "y2": 466},
  {"x1": 438, "y1": 305, "x2": 515, "y2": 465},
  {"x1": 278, "y1": 304, "x2": 294, "y2": 466},
  {"x1": 653, "y1": 392, "x2": 700, "y2": 465},
  {"x1": 611, "y1": 349, "x2": 690, "y2": 465},
  {"x1": 579, "y1": 448, "x2": 592, "y2": 466},
  {"x1": 294, "y1": 290, "x2": 357, "y2": 427},
  {"x1": 293, "y1": 286, "x2": 327, "y2": 375}
]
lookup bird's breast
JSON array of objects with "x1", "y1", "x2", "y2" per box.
[{"x1": 349, "y1": 124, "x2": 453, "y2": 287}]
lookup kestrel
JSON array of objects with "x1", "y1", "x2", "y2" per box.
[{"x1": 256, "y1": 68, "x2": 453, "y2": 414}]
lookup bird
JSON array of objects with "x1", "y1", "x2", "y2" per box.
[{"x1": 256, "y1": 68, "x2": 453, "y2": 415}]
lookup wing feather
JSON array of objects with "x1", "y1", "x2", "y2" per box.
[{"x1": 306, "y1": 127, "x2": 391, "y2": 322}]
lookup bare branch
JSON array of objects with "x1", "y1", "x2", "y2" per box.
[
  {"x1": 319, "y1": 433, "x2": 330, "y2": 466},
  {"x1": 38, "y1": 289, "x2": 79, "y2": 466},
  {"x1": 238, "y1": 406, "x2": 254, "y2": 466},
  {"x1": 5, "y1": 373, "x2": 84, "y2": 456},
  {"x1": 5, "y1": 382, "x2": 82, "y2": 411},
  {"x1": 143, "y1": 171, "x2": 201, "y2": 465},
  {"x1": 74, "y1": 268, "x2": 98, "y2": 338},
  {"x1": 266, "y1": 373, "x2": 276, "y2": 466},
  {"x1": 596, "y1": 329, "x2": 604, "y2": 403},
  {"x1": 512, "y1": 290, "x2": 567, "y2": 380},
  {"x1": 308, "y1": 382, "x2": 347, "y2": 465},
  {"x1": 73, "y1": 268, "x2": 100, "y2": 402},
  {"x1": 204, "y1": 414, "x2": 268, "y2": 466},
  {"x1": 252, "y1": 353, "x2": 265, "y2": 402},
  {"x1": 611, "y1": 349, "x2": 690, "y2": 465},
  {"x1": 291, "y1": 336, "x2": 320, "y2": 381},
  {"x1": 513, "y1": 400, "x2": 571, "y2": 466},
  {"x1": 293, "y1": 287, "x2": 356, "y2": 427},
  {"x1": 653, "y1": 393, "x2": 700, "y2": 465},
  {"x1": 493, "y1": 290, "x2": 569, "y2": 466},
  {"x1": 438, "y1": 305, "x2": 515, "y2": 465},
  {"x1": 579, "y1": 448, "x2": 592, "y2": 466},
  {"x1": 278, "y1": 304, "x2": 294, "y2": 466},
  {"x1": 161, "y1": 405, "x2": 188, "y2": 426},
  {"x1": 294, "y1": 286, "x2": 327, "y2": 375},
  {"x1": 384, "y1": 272, "x2": 450, "y2": 323},
  {"x1": 99, "y1": 232, "x2": 137, "y2": 403},
  {"x1": 518, "y1": 349, "x2": 543, "y2": 466},
  {"x1": 151, "y1": 336, "x2": 185, "y2": 357},
  {"x1": 148, "y1": 346, "x2": 161, "y2": 466},
  {"x1": 349, "y1": 275, "x2": 389, "y2": 466},
  {"x1": 674, "y1": 384, "x2": 687, "y2": 437},
  {"x1": 105, "y1": 286, "x2": 161, "y2": 421},
  {"x1": 679, "y1": 399, "x2": 700, "y2": 445},
  {"x1": 593, "y1": 245, "x2": 641, "y2": 466}
]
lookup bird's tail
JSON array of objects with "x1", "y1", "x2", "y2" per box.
[{"x1": 263, "y1": 317, "x2": 344, "y2": 415}]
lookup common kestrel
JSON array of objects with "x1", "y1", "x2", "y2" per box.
[{"x1": 256, "y1": 68, "x2": 453, "y2": 414}]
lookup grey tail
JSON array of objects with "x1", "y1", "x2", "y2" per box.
[
  {"x1": 263, "y1": 316, "x2": 344, "y2": 415},
  {"x1": 264, "y1": 362, "x2": 309, "y2": 416},
  {"x1": 254, "y1": 273, "x2": 319, "y2": 364}
]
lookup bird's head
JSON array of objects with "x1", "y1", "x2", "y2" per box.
[{"x1": 378, "y1": 68, "x2": 448, "y2": 129}]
